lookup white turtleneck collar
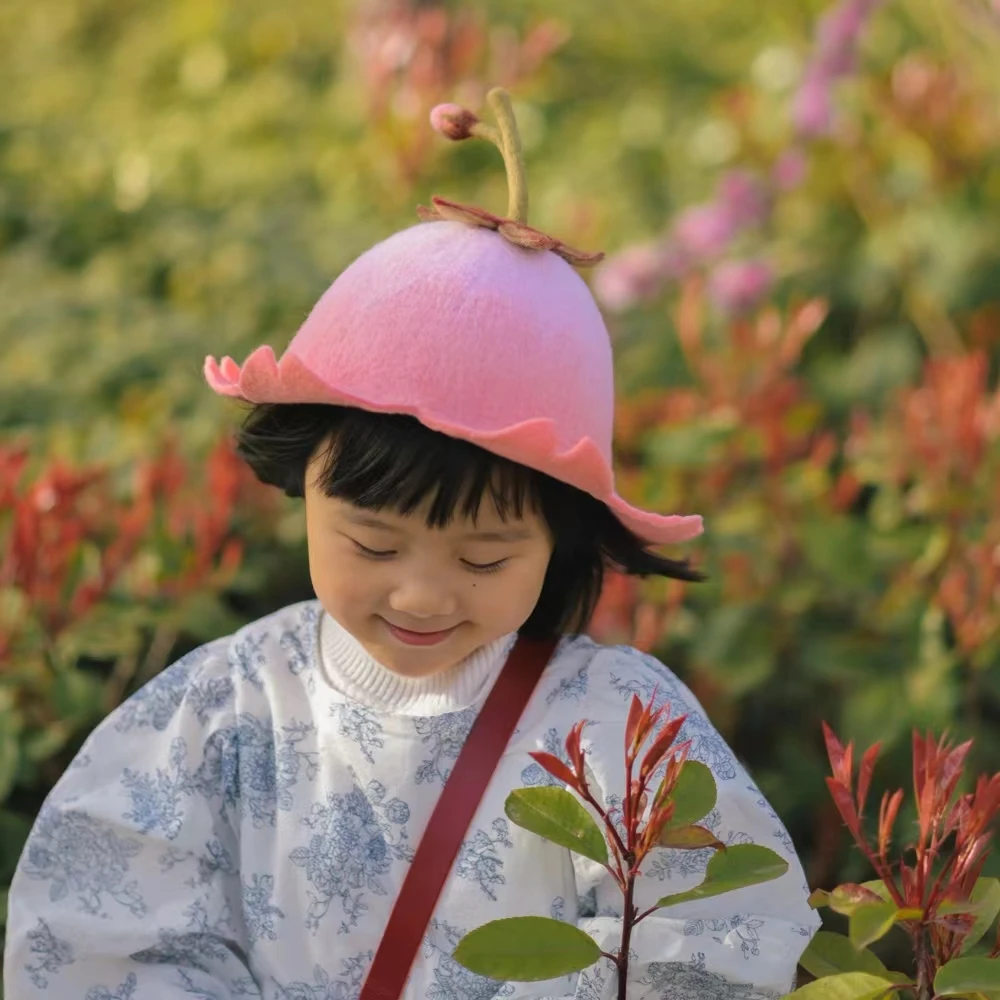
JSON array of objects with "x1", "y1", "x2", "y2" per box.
[{"x1": 317, "y1": 611, "x2": 518, "y2": 716}]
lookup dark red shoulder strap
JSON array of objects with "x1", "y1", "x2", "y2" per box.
[{"x1": 359, "y1": 634, "x2": 558, "y2": 1000}]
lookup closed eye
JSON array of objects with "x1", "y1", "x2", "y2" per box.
[
  {"x1": 351, "y1": 540, "x2": 397, "y2": 559},
  {"x1": 461, "y1": 558, "x2": 508, "y2": 574}
]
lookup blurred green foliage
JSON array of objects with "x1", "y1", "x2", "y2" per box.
[{"x1": 2, "y1": 0, "x2": 1000, "y2": 980}]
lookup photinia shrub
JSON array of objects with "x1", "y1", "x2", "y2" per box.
[
  {"x1": 453, "y1": 693, "x2": 789, "y2": 1000},
  {"x1": 789, "y1": 724, "x2": 1000, "y2": 999}
]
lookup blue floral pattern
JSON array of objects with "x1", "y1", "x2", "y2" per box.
[
  {"x1": 545, "y1": 663, "x2": 589, "y2": 704},
  {"x1": 203, "y1": 715, "x2": 317, "y2": 828},
  {"x1": 18, "y1": 805, "x2": 147, "y2": 917},
  {"x1": 113, "y1": 645, "x2": 223, "y2": 734},
  {"x1": 23, "y1": 919, "x2": 75, "y2": 988},
  {"x1": 289, "y1": 785, "x2": 410, "y2": 933},
  {"x1": 3, "y1": 599, "x2": 818, "y2": 1000},
  {"x1": 334, "y1": 706, "x2": 385, "y2": 765},
  {"x1": 242, "y1": 873, "x2": 286, "y2": 943},
  {"x1": 280, "y1": 602, "x2": 322, "y2": 693},
  {"x1": 749, "y1": 785, "x2": 797, "y2": 855},
  {"x1": 233, "y1": 631, "x2": 269, "y2": 691},
  {"x1": 455, "y1": 818, "x2": 513, "y2": 900},
  {"x1": 271, "y1": 954, "x2": 372, "y2": 1000},
  {"x1": 131, "y1": 896, "x2": 236, "y2": 969},
  {"x1": 413, "y1": 709, "x2": 476, "y2": 784},
  {"x1": 84, "y1": 972, "x2": 137, "y2": 1000},
  {"x1": 682, "y1": 915, "x2": 766, "y2": 960},
  {"x1": 121, "y1": 736, "x2": 196, "y2": 839},
  {"x1": 642, "y1": 953, "x2": 782, "y2": 1000}
]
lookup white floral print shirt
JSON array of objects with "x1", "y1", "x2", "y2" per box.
[{"x1": 4, "y1": 600, "x2": 819, "y2": 1000}]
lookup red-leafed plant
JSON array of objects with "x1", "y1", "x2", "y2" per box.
[
  {"x1": 452, "y1": 693, "x2": 789, "y2": 1000},
  {"x1": 792, "y1": 724, "x2": 1000, "y2": 1000}
]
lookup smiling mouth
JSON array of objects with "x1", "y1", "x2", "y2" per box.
[{"x1": 383, "y1": 620, "x2": 459, "y2": 646}]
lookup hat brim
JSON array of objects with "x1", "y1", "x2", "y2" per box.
[{"x1": 205, "y1": 347, "x2": 703, "y2": 547}]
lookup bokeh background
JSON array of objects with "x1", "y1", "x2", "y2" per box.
[{"x1": 2, "y1": 0, "x2": 1000, "y2": 981}]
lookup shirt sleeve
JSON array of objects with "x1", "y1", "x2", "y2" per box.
[
  {"x1": 549, "y1": 647, "x2": 820, "y2": 1000},
  {"x1": 2, "y1": 640, "x2": 258, "y2": 1000}
]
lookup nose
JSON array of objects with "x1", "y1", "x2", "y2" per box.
[{"x1": 387, "y1": 574, "x2": 459, "y2": 621}]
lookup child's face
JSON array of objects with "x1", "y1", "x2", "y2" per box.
[{"x1": 303, "y1": 454, "x2": 555, "y2": 679}]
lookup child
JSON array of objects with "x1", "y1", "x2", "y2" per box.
[{"x1": 4, "y1": 90, "x2": 819, "y2": 1000}]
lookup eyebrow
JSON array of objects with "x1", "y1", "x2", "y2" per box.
[{"x1": 342, "y1": 513, "x2": 533, "y2": 543}]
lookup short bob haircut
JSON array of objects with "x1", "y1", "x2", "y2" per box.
[{"x1": 235, "y1": 402, "x2": 704, "y2": 640}]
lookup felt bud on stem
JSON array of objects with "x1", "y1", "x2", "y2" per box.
[
  {"x1": 430, "y1": 103, "x2": 480, "y2": 141},
  {"x1": 428, "y1": 87, "x2": 528, "y2": 223}
]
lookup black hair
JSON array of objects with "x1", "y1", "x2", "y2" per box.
[{"x1": 235, "y1": 402, "x2": 704, "y2": 640}]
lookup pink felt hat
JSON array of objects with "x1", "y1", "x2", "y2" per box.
[{"x1": 204, "y1": 92, "x2": 702, "y2": 547}]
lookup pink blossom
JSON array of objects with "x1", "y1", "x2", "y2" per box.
[
  {"x1": 718, "y1": 170, "x2": 771, "y2": 229},
  {"x1": 674, "y1": 204, "x2": 736, "y2": 262},
  {"x1": 708, "y1": 259, "x2": 774, "y2": 315},
  {"x1": 816, "y1": 0, "x2": 867, "y2": 52},
  {"x1": 594, "y1": 241, "x2": 685, "y2": 312},
  {"x1": 772, "y1": 149, "x2": 808, "y2": 190},
  {"x1": 792, "y1": 73, "x2": 835, "y2": 137}
]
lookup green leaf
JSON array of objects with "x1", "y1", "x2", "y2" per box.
[
  {"x1": 505, "y1": 788, "x2": 608, "y2": 865},
  {"x1": 935, "y1": 958, "x2": 1000, "y2": 996},
  {"x1": 849, "y1": 902, "x2": 922, "y2": 949},
  {"x1": 658, "y1": 824, "x2": 724, "y2": 850},
  {"x1": 798, "y1": 931, "x2": 894, "y2": 980},
  {"x1": 784, "y1": 972, "x2": 905, "y2": 999},
  {"x1": 655, "y1": 844, "x2": 788, "y2": 908},
  {"x1": 453, "y1": 916, "x2": 601, "y2": 981},
  {"x1": 960, "y1": 879, "x2": 1000, "y2": 955},
  {"x1": 828, "y1": 884, "x2": 889, "y2": 916},
  {"x1": 662, "y1": 760, "x2": 717, "y2": 828},
  {"x1": 860, "y1": 881, "x2": 893, "y2": 903}
]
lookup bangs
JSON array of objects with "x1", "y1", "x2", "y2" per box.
[
  {"x1": 236, "y1": 401, "x2": 704, "y2": 639},
  {"x1": 311, "y1": 409, "x2": 541, "y2": 528}
]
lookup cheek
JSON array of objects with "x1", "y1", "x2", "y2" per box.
[{"x1": 306, "y1": 527, "x2": 374, "y2": 610}]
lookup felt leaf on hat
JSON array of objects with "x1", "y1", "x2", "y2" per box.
[{"x1": 417, "y1": 197, "x2": 605, "y2": 267}]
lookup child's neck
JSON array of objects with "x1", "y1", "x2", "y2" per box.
[{"x1": 318, "y1": 611, "x2": 517, "y2": 716}]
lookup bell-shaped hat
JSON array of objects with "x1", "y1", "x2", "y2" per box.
[{"x1": 205, "y1": 89, "x2": 702, "y2": 545}]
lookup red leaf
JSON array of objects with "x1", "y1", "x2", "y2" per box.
[
  {"x1": 940, "y1": 740, "x2": 974, "y2": 801},
  {"x1": 625, "y1": 695, "x2": 644, "y2": 758},
  {"x1": 527, "y1": 752, "x2": 579, "y2": 790},
  {"x1": 565, "y1": 720, "x2": 589, "y2": 777},
  {"x1": 639, "y1": 716, "x2": 688, "y2": 784},
  {"x1": 822, "y1": 721, "x2": 854, "y2": 787},
  {"x1": 878, "y1": 789, "x2": 904, "y2": 859},
  {"x1": 826, "y1": 777, "x2": 862, "y2": 839},
  {"x1": 857, "y1": 742, "x2": 881, "y2": 817},
  {"x1": 912, "y1": 729, "x2": 929, "y2": 805}
]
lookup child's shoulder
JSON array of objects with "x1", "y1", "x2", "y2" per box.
[
  {"x1": 542, "y1": 634, "x2": 699, "y2": 720},
  {"x1": 542, "y1": 635, "x2": 744, "y2": 782},
  {"x1": 112, "y1": 599, "x2": 323, "y2": 734}
]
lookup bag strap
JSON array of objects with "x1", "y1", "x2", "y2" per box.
[{"x1": 359, "y1": 634, "x2": 559, "y2": 1000}]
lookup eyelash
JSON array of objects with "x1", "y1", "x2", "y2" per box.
[{"x1": 350, "y1": 541, "x2": 508, "y2": 574}]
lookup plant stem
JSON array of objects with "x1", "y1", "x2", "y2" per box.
[
  {"x1": 617, "y1": 870, "x2": 637, "y2": 1000},
  {"x1": 914, "y1": 928, "x2": 933, "y2": 1000}
]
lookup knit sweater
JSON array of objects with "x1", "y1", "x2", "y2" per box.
[{"x1": 4, "y1": 599, "x2": 819, "y2": 1000}]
